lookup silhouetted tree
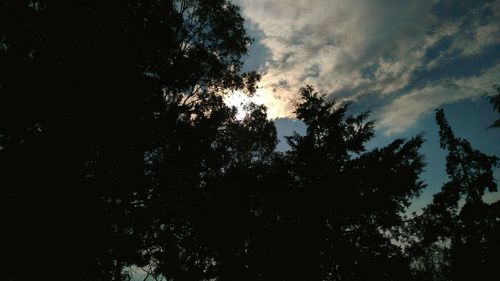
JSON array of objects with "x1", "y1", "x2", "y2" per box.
[
  {"x1": 254, "y1": 86, "x2": 426, "y2": 281},
  {"x1": 1, "y1": 1, "x2": 259, "y2": 280},
  {"x1": 409, "y1": 109, "x2": 500, "y2": 281},
  {"x1": 135, "y1": 101, "x2": 277, "y2": 281},
  {"x1": 4, "y1": 1, "x2": 496, "y2": 281},
  {"x1": 489, "y1": 84, "x2": 500, "y2": 128}
]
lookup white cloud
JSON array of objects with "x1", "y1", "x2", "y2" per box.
[
  {"x1": 234, "y1": 0, "x2": 500, "y2": 134},
  {"x1": 425, "y1": 1, "x2": 500, "y2": 69},
  {"x1": 378, "y1": 63, "x2": 500, "y2": 135},
  {"x1": 236, "y1": 0, "x2": 438, "y2": 117},
  {"x1": 460, "y1": 23, "x2": 500, "y2": 56}
]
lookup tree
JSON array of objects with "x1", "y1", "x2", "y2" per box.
[
  {"x1": 136, "y1": 101, "x2": 277, "y2": 281},
  {"x1": 256, "y1": 86, "x2": 426, "y2": 281},
  {"x1": 0, "y1": 1, "x2": 260, "y2": 280},
  {"x1": 409, "y1": 109, "x2": 500, "y2": 281},
  {"x1": 489, "y1": 84, "x2": 500, "y2": 128},
  {"x1": 6, "y1": 1, "x2": 492, "y2": 281}
]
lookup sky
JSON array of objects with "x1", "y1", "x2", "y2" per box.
[{"x1": 226, "y1": 0, "x2": 500, "y2": 212}]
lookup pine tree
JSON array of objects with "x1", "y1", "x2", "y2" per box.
[
  {"x1": 410, "y1": 109, "x2": 500, "y2": 281},
  {"x1": 261, "y1": 86, "x2": 426, "y2": 281}
]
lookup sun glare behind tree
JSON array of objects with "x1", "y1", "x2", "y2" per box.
[
  {"x1": 1, "y1": 1, "x2": 499, "y2": 281},
  {"x1": 224, "y1": 90, "x2": 253, "y2": 120}
]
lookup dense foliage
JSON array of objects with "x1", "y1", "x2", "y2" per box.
[
  {"x1": 407, "y1": 109, "x2": 500, "y2": 281},
  {"x1": 1, "y1": 1, "x2": 498, "y2": 281},
  {"x1": 489, "y1": 84, "x2": 500, "y2": 128}
]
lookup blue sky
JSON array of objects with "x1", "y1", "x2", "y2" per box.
[{"x1": 231, "y1": 0, "x2": 500, "y2": 211}]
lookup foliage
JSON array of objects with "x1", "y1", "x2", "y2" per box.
[
  {"x1": 1, "y1": 0, "x2": 259, "y2": 280},
  {"x1": 489, "y1": 84, "x2": 500, "y2": 128},
  {"x1": 408, "y1": 109, "x2": 500, "y2": 281},
  {"x1": 281, "y1": 86, "x2": 425, "y2": 281},
  {"x1": 1, "y1": 1, "x2": 498, "y2": 281}
]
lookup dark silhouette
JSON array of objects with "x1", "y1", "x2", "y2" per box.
[
  {"x1": 262, "y1": 86, "x2": 426, "y2": 281},
  {"x1": 1, "y1": 1, "x2": 498, "y2": 281},
  {"x1": 1, "y1": 1, "x2": 259, "y2": 280},
  {"x1": 407, "y1": 109, "x2": 499, "y2": 281},
  {"x1": 489, "y1": 84, "x2": 500, "y2": 128}
]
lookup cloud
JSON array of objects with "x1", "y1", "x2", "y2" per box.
[
  {"x1": 378, "y1": 63, "x2": 500, "y2": 135},
  {"x1": 233, "y1": 0, "x2": 500, "y2": 133},
  {"x1": 236, "y1": 0, "x2": 438, "y2": 116},
  {"x1": 425, "y1": 1, "x2": 500, "y2": 69}
]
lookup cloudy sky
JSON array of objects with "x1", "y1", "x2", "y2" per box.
[{"x1": 228, "y1": 0, "x2": 500, "y2": 211}]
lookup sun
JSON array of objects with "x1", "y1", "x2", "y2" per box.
[
  {"x1": 223, "y1": 90, "x2": 255, "y2": 120},
  {"x1": 223, "y1": 87, "x2": 292, "y2": 120}
]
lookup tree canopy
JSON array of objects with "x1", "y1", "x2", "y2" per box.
[
  {"x1": 1, "y1": 1, "x2": 498, "y2": 281},
  {"x1": 1, "y1": 0, "x2": 260, "y2": 279},
  {"x1": 407, "y1": 109, "x2": 499, "y2": 281},
  {"x1": 489, "y1": 84, "x2": 500, "y2": 128}
]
